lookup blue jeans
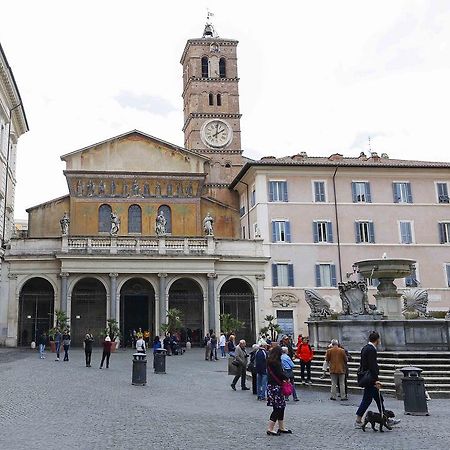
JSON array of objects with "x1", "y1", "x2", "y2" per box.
[
  {"x1": 55, "y1": 342, "x2": 61, "y2": 358},
  {"x1": 257, "y1": 373, "x2": 268, "y2": 399},
  {"x1": 356, "y1": 384, "x2": 384, "y2": 417},
  {"x1": 220, "y1": 346, "x2": 226, "y2": 357},
  {"x1": 39, "y1": 344, "x2": 45, "y2": 357}
]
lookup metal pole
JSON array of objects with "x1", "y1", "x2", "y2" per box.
[{"x1": 2, "y1": 103, "x2": 22, "y2": 246}]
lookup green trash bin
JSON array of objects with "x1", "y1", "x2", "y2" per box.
[{"x1": 400, "y1": 366, "x2": 429, "y2": 416}]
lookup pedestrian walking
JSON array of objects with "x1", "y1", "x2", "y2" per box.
[
  {"x1": 210, "y1": 333, "x2": 218, "y2": 361},
  {"x1": 248, "y1": 344, "x2": 259, "y2": 395},
  {"x1": 38, "y1": 332, "x2": 47, "y2": 359},
  {"x1": 355, "y1": 331, "x2": 400, "y2": 429},
  {"x1": 163, "y1": 333, "x2": 172, "y2": 356},
  {"x1": 255, "y1": 341, "x2": 268, "y2": 400},
  {"x1": 266, "y1": 346, "x2": 292, "y2": 436},
  {"x1": 62, "y1": 330, "x2": 71, "y2": 361},
  {"x1": 99, "y1": 336, "x2": 112, "y2": 369},
  {"x1": 203, "y1": 332, "x2": 211, "y2": 360},
  {"x1": 230, "y1": 339, "x2": 250, "y2": 391},
  {"x1": 296, "y1": 336, "x2": 314, "y2": 385},
  {"x1": 326, "y1": 339, "x2": 348, "y2": 401},
  {"x1": 281, "y1": 335, "x2": 294, "y2": 359},
  {"x1": 84, "y1": 332, "x2": 94, "y2": 367},
  {"x1": 54, "y1": 329, "x2": 62, "y2": 361},
  {"x1": 136, "y1": 334, "x2": 146, "y2": 353},
  {"x1": 219, "y1": 332, "x2": 226, "y2": 358},
  {"x1": 281, "y1": 346, "x2": 299, "y2": 401}
]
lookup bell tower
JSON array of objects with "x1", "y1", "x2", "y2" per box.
[{"x1": 180, "y1": 20, "x2": 244, "y2": 199}]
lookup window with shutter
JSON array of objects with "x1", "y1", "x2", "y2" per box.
[
  {"x1": 316, "y1": 263, "x2": 335, "y2": 287},
  {"x1": 437, "y1": 183, "x2": 449, "y2": 203},
  {"x1": 268, "y1": 181, "x2": 288, "y2": 202},
  {"x1": 400, "y1": 221, "x2": 412, "y2": 244},
  {"x1": 393, "y1": 182, "x2": 412, "y2": 203},
  {"x1": 352, "y1": 182, "x2": 371, "y2": 202},
  {"x1": 313, "y1": 181, "x2": 326, "y2": 202},
  {"x1": 446, "y1": 264, "x2": 450, "y2": 287},
  {"x1": 439, "y1": 222, "x2": 450, "y2": 244}
]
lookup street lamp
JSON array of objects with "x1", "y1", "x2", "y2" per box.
[{"x1": 2, "y1": 102, "x2": 22, "y2": 247}]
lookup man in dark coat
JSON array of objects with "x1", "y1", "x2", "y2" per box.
[{"x1": 355, "y1": 331, "x2": 400, "y2": 428}]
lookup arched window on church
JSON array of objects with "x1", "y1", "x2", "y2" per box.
[
  {"x1": 128, "y1": 204, "x2": 142, "y2": 234},
  {"x1": 217, "y1": 94, "x2": 222, "y2": 106},
  {"x1": 219, "y1": 58, "x2": 226, "y2": 78},
  {"x1": 98, "y1": 204, "x2": 112, "y2": 232},
  {"x1": 158, "y1": 205, "x2": 172, "y2": 234},
  {"x1": 209, "y1": 93, "x2": 214, "y2": 106},
  {"x1": 201, "y1": 57, "x2": 209, "y2": 78}
]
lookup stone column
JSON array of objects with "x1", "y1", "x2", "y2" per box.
[
  {"x1": 109, "y1": 273, "x2": 118, "y2": 321},
  {"x1": 158, "y1": 273, "x2": 168, "y2": 334},
  {"x1": 6, "y1": 273, "x2": 18, "y2": 346},
  {"x1": 207, "y1": 273, "x2": 217, "y2": 333},
  {"x1": 255, "y1": 274, "x2": 265, "y2": 336},
  {"x1": 60, "y1": 272, "x2": 69, "y2": 313}
]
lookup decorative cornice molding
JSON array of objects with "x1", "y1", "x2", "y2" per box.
[
  {"x1": 8, "y1": 273, "x2": 18, "y2": 280},
  {"x1": 255, "y1": 274, "x2": 265, "y2": 280},
  {"x1": 271, "y1": 292, "x2": 298, "y2": 307},
  {"x1": 207, "y1": 272, "x2": 218, "y2": 279}
]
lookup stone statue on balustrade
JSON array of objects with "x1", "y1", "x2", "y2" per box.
[
  {"x1": 155, "y1": 211, "x2": 167, "y2": 237},
  {"x1": 304, "y1": 289, "x2": 333, "y2": 319},
  {"x1": 203, "y1": 212, "x2": 214, "y2": 236},
  {"x1": 110, "y1": 212, "x2": 120, "y2": 236},
  {"x1": 59, "y1": 212, "x2": 70, "y2": 236},
  {"x1": 402, "y1": 288, "x2": 430, "y2": 319},
  {"x1": 339, "y1": 281, "x2": 382, "y2": 316}
]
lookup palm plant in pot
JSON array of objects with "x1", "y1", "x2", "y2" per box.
[
  {"x1": 219, "y1": 313, "x2": 244, "y2": 337},
  {"x1": 48, "y1": 310, "x2": 69, "y2": 353},
  {"x1": 260, "y1": 315, "x2": 283, "y2": 343},
  {"x1": 100, "y1": 319, "x2": 121, "y2": 351}
]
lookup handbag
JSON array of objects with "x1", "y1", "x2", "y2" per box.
[
  {"x1": 268, "y1": 366, "x2": 294, "y2": 396},
  {"x1": 356, "y1": 367, "x2": 373, "y2": 388},
  {"x1": 232, "y1": 359, "x2": 240, "y2": 367}
]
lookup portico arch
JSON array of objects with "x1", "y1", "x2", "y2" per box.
[
  {"x1": 220, "y1": 278, "x2": 255, "y2": 344},
  {"x1": 18, "y1": 277, "x2": 54, "y2": 346},
  {"x1": 120, "y1": 278, "x2": 155, "y2": 347},
  {"x1": 168, "y1": 278, "x2": 204, "y2": 345},
  {"x1": 71, "y1": 278, "x2": 107, "y2": 345}
]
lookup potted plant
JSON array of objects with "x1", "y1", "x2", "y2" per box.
[
  {"x1": 260, "y1": 315, "x2": 282, "y2": 342},
  {"x1": 161, "y1": 308, "x2": 184, "y2": 335},
  {"x1": 100, "y1": 319, "x2": 121, "y2": 351},
  {"x1": 48, "y1": 310, "x2": 69, "y2": 353},
  {"x1": 219, "y1": 313, "x2": 244, "y2": 337}
]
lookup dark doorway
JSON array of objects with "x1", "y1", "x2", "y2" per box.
[
  {"x1": 168, "y1": 278, "x2": 203, "y2": 345},
  {"x1": 120, "y1": 278, "x2": 155, "y2": 347},
  {"x1": 71, "y1": 278, "x2": 107, "y2": 345},
  {"x1": 220, "y1": 278, "x2": 255, "y2": 344},
  {"x1": 18, "y1": 278, "x2": 54, "y2": 346}
]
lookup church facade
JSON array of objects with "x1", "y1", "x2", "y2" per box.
[{"x1": 1, "y1": 25, "x2": 268, "y2": 347}]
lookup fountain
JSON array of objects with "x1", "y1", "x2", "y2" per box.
[
  {"x1": 306, "y1": 258, "x2": 450, "y2": 351},
  {"x1": 354, "y1": 258, "x2": 416, "y2": 318}
]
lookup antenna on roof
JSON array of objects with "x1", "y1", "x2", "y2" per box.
[{"x1": 368, "y1": 136, "x2": 372, "y2": 153}]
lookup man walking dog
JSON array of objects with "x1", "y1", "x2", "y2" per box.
[{"x1": 355, "y1": 331, "x2": 400, "y2": 429}]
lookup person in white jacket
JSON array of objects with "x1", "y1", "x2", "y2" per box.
[
  {"x1": 219, "y1": 332, "x2": 227, "y2": 358},
  {"x1": 136, "y1": 335, "x2": 146, "y2": 353}
]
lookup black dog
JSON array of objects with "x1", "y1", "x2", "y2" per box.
[{"x1": 362, "y1": 410, "x2": 395, "y2": 432}]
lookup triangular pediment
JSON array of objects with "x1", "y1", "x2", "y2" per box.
[{"x1": 61, "y1": 130, "x2": 208, "y2": 174}]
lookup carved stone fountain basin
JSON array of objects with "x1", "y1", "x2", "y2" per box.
[{"x1": 355, "y1": 258, "x2": 415, "y2": 280}]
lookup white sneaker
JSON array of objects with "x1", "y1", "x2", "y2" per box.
[
  {"x1": 354, "y1": 421, "x2": 363, "y2": 429},
  {"x1": 388, "y1": 418, "x2": 401, "y2": 426}
]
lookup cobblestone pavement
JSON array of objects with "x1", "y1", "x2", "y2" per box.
[{"x1": 0, "y1": 347, "x2": 449, "y2": 450}]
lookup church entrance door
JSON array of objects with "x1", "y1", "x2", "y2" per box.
[
  {"x1": 168, "y1": 278, "x2": 203, "y2": 346},
  {"x1": 120, "y1": 278, "x2": 155, "y2": 347}
]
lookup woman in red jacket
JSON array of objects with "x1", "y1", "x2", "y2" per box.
[{"x1": 296, "y1": 336, "x2": 314, "y2": 385}]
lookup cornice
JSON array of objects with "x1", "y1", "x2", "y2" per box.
[
  {"x1": 182, "y1": 113, "x2": 242, "y2": 132},
  {"x1": 182, "y1": 76, "x2": 239, "y2": 97},
  {"x1": 180, "y1": 39, "x2": 238, "y2": 64}
]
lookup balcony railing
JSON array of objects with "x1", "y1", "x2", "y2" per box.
[{"x1": 7, "y1": 235, "x2": 265, "y2": 258}]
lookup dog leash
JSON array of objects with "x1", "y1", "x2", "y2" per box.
[{"x1": 376, "y1": 387, "x2": 385, "y2": 416}]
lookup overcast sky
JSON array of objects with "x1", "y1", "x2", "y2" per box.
[{"x1": 2, "y1": 0, "x2": 450, "y2": 219}]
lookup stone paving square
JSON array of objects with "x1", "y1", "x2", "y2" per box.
[{"x1": 0, "y1": 348, "x2": 449, "y2": 450}]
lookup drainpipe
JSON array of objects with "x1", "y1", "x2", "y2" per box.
[
  {"x1": 2, "y1": 102, "x2": 22, "y2": 247},
  {"x1": 332, "y1": 166, "x2": 342, "y2": 283},
  {"x1": 238, "y1": 180, "x2": 251, "y2": 239}
]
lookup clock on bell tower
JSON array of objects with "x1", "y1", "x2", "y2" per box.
[{"x1": 180, "y1": 21, "x2": 244, "y2": 190}]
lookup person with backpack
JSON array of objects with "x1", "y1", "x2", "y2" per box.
[
  {"x1": 62, "y1": 330, "x2": 71, "y2": 362},
  {"x1": 84, "y1": 332, "x2": 94, "y2": 367},
  {"x1": 255, "y1": 341, "x2": 268, "y2": 400},
  {"x1": 296, "y1": 336, "x2": 314, "y2": 385}
]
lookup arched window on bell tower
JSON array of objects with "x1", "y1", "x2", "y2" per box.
[
  {"x1": 219, "y1": 58, "x2": 226, "y2": 77},
  {"x1": 201, "y1": 57, "x2": 209, "y2": 78},
  {"x1": 216, "y1": 93, "x2": 222, "y2": 106},
  {"x1": 209, "y1": 93, "x2": 214, "y2": 106}
]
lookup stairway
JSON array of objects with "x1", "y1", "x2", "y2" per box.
[{"x1": 293, "y1": 350, "x2": 450, "y2": 398}]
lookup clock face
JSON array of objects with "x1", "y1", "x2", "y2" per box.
[{"x1": 201, "y1": 120, "x2": 232, "y2": 148}]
